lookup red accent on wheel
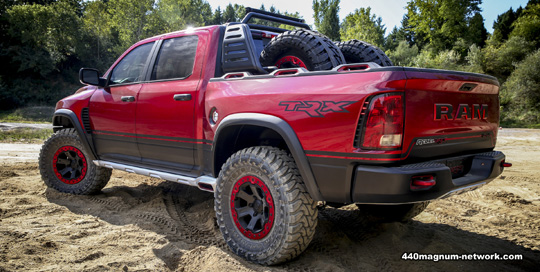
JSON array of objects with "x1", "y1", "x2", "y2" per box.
[
  {"x1": 275, "y1": 55, "x2": 307, "y2": 69},
  {"x1": 52, "y1": 146, "x2": 88, "y2": 184},
  {"x1": 230, "y1": 176, "x2": 275, "y2": 240}
]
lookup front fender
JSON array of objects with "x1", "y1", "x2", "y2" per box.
[{"x1": 53, "y1": 109, "x2": 97, "y2": 161}]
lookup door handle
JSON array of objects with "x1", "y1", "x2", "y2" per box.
[
  {"x1": 121, "y1": 96, "x2": 135, "y2": 102},
  {"x1": 174, "y1": 94, "x2": 192, "y2": 101}
]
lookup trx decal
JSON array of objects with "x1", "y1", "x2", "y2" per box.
[
  {"x1": 434, "y1": 103, "x2": 488, "y2": 121},
  {"x1": 279, "y1": 101, "x2": 356, "y2": 117}
]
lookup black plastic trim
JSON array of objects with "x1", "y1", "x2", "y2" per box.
[
  {"x1": 214, "y1": 26, "x2": 226, "y2": 78},
  {"x1": 210, "y1": 66, "x2": 499, "y2": 84},
  {"x1": 306, "y1": 131, "x2": 494, "y2": 163},
  {"x1": 92, "y1": 130, "x2": 212, "y2": 144},
  {"x1": 402, "y1": 67, "x2": 499, "y2": 85},
  {"x1": 351, "y1": 151, "x2": 505, "y2": 204},
  {"x1": 242, "y1": 7, "x2": 307, "y2": 24},
  {"x1": 306, "y1": 150, "x2": 401, "y2": 159},
  {"x1": 241, "y1": 8, "x2": 310, "y2": 30},
  {"x1": 213, "y1": 113, "x2": 324, "y2": 201},
  {"x1": 308, "y1": 151, "x2": 505, "y2": 203},
  {"x1": 53, "y1": 109, "x2": 97, "y2": 161}
]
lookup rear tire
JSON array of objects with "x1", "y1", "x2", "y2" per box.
[
  {"x1": 214, "y1": 146, "x2": 317, "y2": 265},
  {"x1": 336, "y1": 39, "x2": 393, "y2": 66},
  {"x1": 356, "y1": 202, "x2": 429, "y2": 222},
  {"x1": 260, "y1": 29, "x2": 345, "y2": 71},
  {"x1": 39, "y1": 128, "x2": 111, "y2": 195}
]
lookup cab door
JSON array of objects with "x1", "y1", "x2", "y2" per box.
[
  {"x1": 89, "y1": 41, "x2": 156, "y2": 163},
  {"x1": 135, "y1": 33, "x2": 205, "y2": 172}
]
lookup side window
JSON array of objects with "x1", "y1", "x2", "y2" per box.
[
  {"x1": 151, "y1": 36, "x2": 198, "y2": 81},
  {"x1": 109, "y1": 42, "x2": 154, "y2": 85}
]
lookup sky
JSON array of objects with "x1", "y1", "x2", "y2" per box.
[{"x1": 205, "y1": 0, "x2": 530, "y2": 35}]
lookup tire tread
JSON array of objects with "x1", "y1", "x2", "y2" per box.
[
  {"x1": 39, "y1": 128, "x2": 111, "y2": 195},
  {"x1": 336, "y1": 39, "x2": 393, "y2": 66},
  {"x1": 214, "y1": 146, "x2": 317, "y2": 265}
]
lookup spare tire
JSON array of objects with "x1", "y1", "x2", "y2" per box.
[
  {"x1": 336, "y1": 39, "x2": 393, "y2": 66},
  {"x1": 260, "y1": 29, "x2": 345, "y2": 71}
]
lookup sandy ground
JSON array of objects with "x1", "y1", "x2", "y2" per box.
[{"x1": 0, "y1": 129, "x2": 539, "y2": 271}]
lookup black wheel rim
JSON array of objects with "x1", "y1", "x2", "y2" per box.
[
  {"x1": 52, "y1": 146, "x2": 87, "y2": 184},
  {"x1": 230, "y1": 176, "x2": 275, "y2": 240}
]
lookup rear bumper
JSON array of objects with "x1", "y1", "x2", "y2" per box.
[
  {"x1": 308, "y1": 151, "x2": 506, "y2": 204},
  {"x1": 351, "y1": 151, "x2": 505, "y2": 204}
]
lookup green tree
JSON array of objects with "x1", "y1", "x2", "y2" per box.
[
  {"x1": 313, "y1": 0, "x2": 340, "y2": 40},
  {"x1": 406, "y1": 0, "x2": 483, "y2": 51},
  {"x1": 234, "y1": 4, "x2": 246, "y2": 21},
  {"x1": 155, "y1": 0, "x2": 209, "y2": 32},
  {"x1": 211, "y1": 7, "x2": 222, "y2": 25},
  {"x1": 491, "y1": 7, "x2": 522, "y2": 44},
  {"x1": 340, "y1": 7, "x2": 385, "y2": 47},
  {"x1": 386, "y1": 40, "x2": 419, "y2": 66},
  {"x1": 81, "y1": 0, "x2": 115, "y2": 68},
  {"x1": 500, "y1": 48, "x2": 540, "y2": 126},
  {"x1": 385, "y1": 27, "x2": 406, "y2": 52},
  {"x1": 465, "y1": 44, "x2": 483, "y2": 73},
  {"x1": 222, "y1": 4, "x2": 236, "y2": 23},
  {"x1": 510, "y1": 3, "x2": 540, "y2": 46},
  {"x1": 481, "y1": 36, "x2": 535, "y2": 81},
  {"x1": 201, "y1": 2, "x2": 213, "y2": 25},
  {"x1": 109, "y1": 0, "x2": 155, "y2": 54},
  {"x1": 467, "y1": 13, "x2": 487, "y2": 47},
  {"x1": 5, "y1": 1, "x2": 81, "y2": 76},
  {"x1": 1, "y1": 1, "x2": 84, "y2": 108}
]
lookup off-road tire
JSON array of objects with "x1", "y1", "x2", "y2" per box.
[
  {"x1": 336, "y1": 39, "x2": 393, "y2": 66},
  {"x1": 356, "y1": 202, "x2": 429, "y2": 222},
  {"x1": 260, "y1": 29, "x2": 345, "y2": 71},
  {"x1": 39, "y1": 128, "x2": 111, "y2": 194},
  {"x1": 214, "y1": 146, "x2": 318, "y2": 265}
]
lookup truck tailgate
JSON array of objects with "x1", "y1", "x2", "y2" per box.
[{"x1": 402, "y1": 68, "x2": 500, "y2": 160}]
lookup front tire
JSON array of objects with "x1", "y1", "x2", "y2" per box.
[
  {"x1": 214, "y1": 147, "x2": 317, "y2": 265},
  {"x1": 39, "y1": 128, "x2": 111, "y2": 194}
]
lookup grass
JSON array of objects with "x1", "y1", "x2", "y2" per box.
[
  {"x1": 0, "y1": 128, "x2": 53, "y2": 143},
  {"x1": 0, "y1": 106, "x2": 55, "y2": 123}
]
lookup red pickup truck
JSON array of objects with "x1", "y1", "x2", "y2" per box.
[{"x1": 39, "y1": 9, "x2": 508, "y2": 265}]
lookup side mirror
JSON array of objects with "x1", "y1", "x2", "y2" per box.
[{"x1": 79, "y1": 68, "x2": 106, "y2": 87}]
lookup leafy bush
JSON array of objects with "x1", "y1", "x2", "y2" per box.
[
  {"x1": 465, "y1": 44, "x2": 483, "y2": 73},
  {"x1": 500, "y1": 49, "x2": 540, "y2": 127},
  {"x1": 386, "y1": 40, "x2": 419, "y2": 66},
  {"x1": 481, "y1": 36, "x2": 535, "y2": 81},
  {"x1": 413, "y1": 47, "x2": 461, "y2": 70}
]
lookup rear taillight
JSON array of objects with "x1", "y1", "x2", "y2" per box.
[{"x1": 361, "y1": 93, "x2": 404, "y2": 149}]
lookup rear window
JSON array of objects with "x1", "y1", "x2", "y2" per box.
[{"x1": 151, "y1": 35, "x2": 198, "y2": 81}]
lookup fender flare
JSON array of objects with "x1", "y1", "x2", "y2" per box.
[
  {"x1": 53, "y1": 109, "x2": 97, "y2": 161},
  {"x1": 213, "y1": 113, "x2": 323, "y2": 201}
]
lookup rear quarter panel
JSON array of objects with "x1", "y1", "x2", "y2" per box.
[{"x1": 205, "y1": 69, "x2": 407, "y2": 157}]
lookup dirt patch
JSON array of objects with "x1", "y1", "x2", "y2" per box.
[{"x1": 0, "y1": 129, "x2": 539, "y2": 271}]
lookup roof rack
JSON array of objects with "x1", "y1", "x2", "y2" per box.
[{"x1": 241, "y1": 7, "x2": 310, "y2": 33}]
